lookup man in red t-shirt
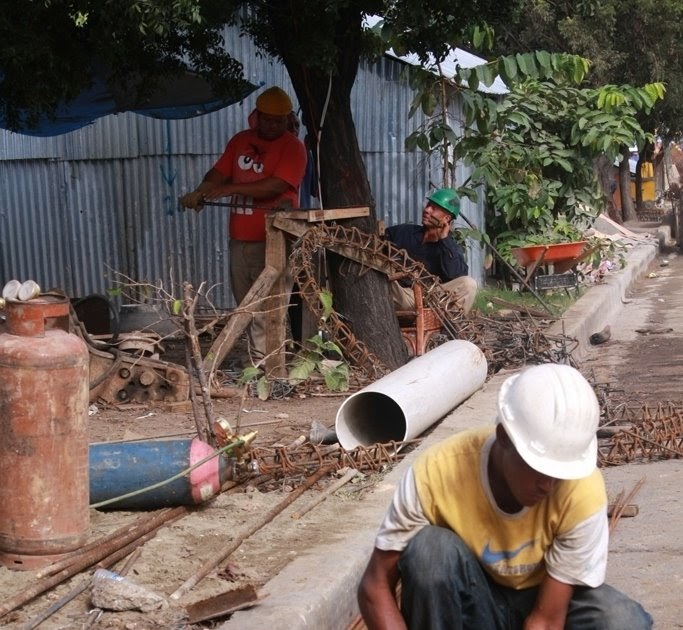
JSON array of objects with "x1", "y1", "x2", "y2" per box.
[{"x1": 181, "y1": 86, "x2": 307, "y2": 363}]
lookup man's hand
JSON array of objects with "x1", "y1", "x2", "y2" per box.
[
  {"x1": 437, "y1": 218, "x2": 452, "y2": 240},
  {"x1": 422, "y1": 213, "x2": 442, "y2": 229},
  {"x1": 422, "y1": 204, "x2": 453, "y2": 241},
  {"x1": 424, "y1": 215, "x2": 451, "y2": 239},
  {"x1": 179, "y1": 190, "x2": 205, "y2": 212},
  {"x1": 180, "y1": 170, "x2": 226, "y2": 211}
]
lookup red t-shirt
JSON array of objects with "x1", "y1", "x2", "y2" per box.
[{"x1": 213, "y1": 129, "x2": 307, "y2": 241}]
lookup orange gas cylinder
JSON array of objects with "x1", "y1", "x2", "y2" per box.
[{"x1": 0, "y1": 295, "x2": 90, "y2": 570}]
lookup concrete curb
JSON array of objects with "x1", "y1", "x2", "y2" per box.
[
  {"x1": 547, "y1": 239, "x2": 658, "y2": 361},
  {"x1": 220, "y1": 236, "x2": 661, "y2": 630}
]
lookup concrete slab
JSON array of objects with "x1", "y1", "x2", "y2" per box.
[
  {"x1": 601, "y1": 460, "x2": 683, "y2": 630},
  {"x1": 547, "y1": 238, "x2": 658, "y2": 361}
]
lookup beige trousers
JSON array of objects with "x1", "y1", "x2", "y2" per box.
[
  {"x1": 229, "y1": 239, "x2": 293, "y2": 363},
  {"x1": 391, "y1": 276, "x2": 478, "y2": 314}
]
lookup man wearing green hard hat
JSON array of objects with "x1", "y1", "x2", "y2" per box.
[{"x1": 385, "y1": 188, "x2": 477, "y2": 313}]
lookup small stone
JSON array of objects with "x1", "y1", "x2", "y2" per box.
[
  {"x1": 91, "y1": 569, "x2": 168, "y2": 613},
  {"x1": 589, "y1": 325, "x2": 611, "y2": 345}
]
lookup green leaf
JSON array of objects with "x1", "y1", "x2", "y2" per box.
[
  {"x1": 500, "y1": 56, "x2": 518, "y2": 83},
  {"x1": 472, "y1": 26, "x2": 484, "y2": 50},
  {"x1": 573, "y1": 59, "x2": 585, "y2": 85},
  {"x1": 430, "y1": 126, "x2": 444, "y2": 143},
  {"x1": 476, "y1": 64, "x2": 495, "y2": 88},
  {"x1": 421, "y1": 91, "x2": 438, "y2": 116},
  {"x1": 457, "y1": 186, "x2": 479, "y2": 203},
  {"x1": 417, "y1": 134, "x2": 432, "y2": 153},
  {"x1": 319, "y1": 289, "x2": 333, "y2": 321},
  {"x1": 516, "y1": 53, "x2": 538, "y2": 79},
  {"x1": 288, "y1": 358, "x2": 316, "y2": 385},
  {"x1": 405, "y1": 132, "x2": 420, "y2": 151},
  {"x1": 443, "y1": 126, "x2": 459, "y2": 145},
  {"x1": 256, "y1": 376, "x2": 270, "y2": 401},
  {"x1": 408, "y1": 91, "x2": 423, "y2": 118},
  {"x1": 323, "y1": 363, "x2": 349, "y2": 392},
  {"x1": 319, "y1": 340, "x2": 343, "y2": 356},
  {"x1": 555, "y1": 158, "x2": 574, "y2": 173},
  {"x1": 238, "y1": 366, "x2": 262, "y2": 385},
  {"x1": 172, "y1": 299, "x2": 182, "y2": 315},
  {"x1": 648, "y1": 82, "x2": 666, "y2": 100},
  {"x1": 534, "y1": 51, "x2": 552, "y2": 76},
  {"x1": 507, "y1": 112, "x2": 529, "y2": 128}
]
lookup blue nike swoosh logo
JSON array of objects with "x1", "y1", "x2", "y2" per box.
[{"x1": 481, "y1": 540, "x2": 534, "y2": 565}]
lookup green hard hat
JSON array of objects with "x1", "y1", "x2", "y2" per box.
[{"x1": 426, "y1": 188, "x2": 460, "y2": 218}]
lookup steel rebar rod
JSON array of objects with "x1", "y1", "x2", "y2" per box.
[
  {"x1": 0, "y1": 507, "x2": 187, "y2": 620},
  {"x1": 170, "y1": 465, "x2": 333, "y2": 601}
]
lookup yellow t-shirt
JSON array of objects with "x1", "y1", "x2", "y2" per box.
[{"x1": 376, "y1": 427, "x2": 608, "y2": 589}]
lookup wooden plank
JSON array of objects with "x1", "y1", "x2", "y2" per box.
[
  {"x1": 273, "y1": 216, "x2": 391, "y2": 276},
  {"x1": 264, "y1": 215, "x2": 288, "y2": 378},
  {"x1": 278, "y1": 206, "x2": 370, "y2": 222},
  {"x1": 202, "y1": 266, "x2": 280, "y2": 373},
  {"x1": 185, "y1": 584, "x2": 260, "y2": 624},
  {"x1": 272, "y1": 215, "x2": 307, "y2": 237}
]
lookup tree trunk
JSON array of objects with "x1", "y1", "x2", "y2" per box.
[
  {"x1": 620, "y1": 147, "x2": 638, "y2": 222},
  {"x1": 594, "y1": 155, "x2": 620, "y2": 224},
  {"x1": 267, "y1": 2, "x2": 409, "y2": 370},
  {"x1": 635, "y1": 154, "x2": 643, "y2": 212}
]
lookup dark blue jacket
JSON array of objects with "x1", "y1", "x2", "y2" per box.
[{"x1": 385, "y1": 224, "x2": 468, "y2": 282}]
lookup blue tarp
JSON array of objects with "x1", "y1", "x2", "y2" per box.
[{"x1": 1, "y1": 73, "x2": 259, "y2": 137}]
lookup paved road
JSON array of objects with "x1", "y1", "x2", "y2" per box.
[
  {"x1": 583, "y1": 249, "x2": 683, "y2": 406},
  {"x1": 581, "y1": 247, "x2": 683, "y2": 628}
]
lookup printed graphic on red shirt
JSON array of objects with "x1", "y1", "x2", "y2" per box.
[{"x1": 236, "y1": 144, "x2": 266, "y2": 178}]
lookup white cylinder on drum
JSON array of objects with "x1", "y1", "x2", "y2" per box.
[{"x1": 335, "y1": 340, "x2": 487, "y2": 450}]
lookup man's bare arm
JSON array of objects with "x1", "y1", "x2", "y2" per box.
[
  {"x1": 180, "y1": 168, "x2": 227, "y2": 210},
  {"x1": 203, "y1": 176, "x2": 290, "y2": 201},
  {"x1": 358, "y1": 548, "x2": 407, "y2": 630},
  {"x1": 524, "y1": 574, "x2": 574, "y2": 630}
]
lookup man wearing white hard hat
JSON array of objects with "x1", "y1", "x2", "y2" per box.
[
  {"x1": 180, "y1": 86, "x2": 307, "y2": 363},
  {"x1": 358, "y1": 363, "x2": 652, "y2": 629}
]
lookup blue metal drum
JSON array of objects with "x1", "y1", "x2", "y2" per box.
[{"x1": 89, "y1": 438, "x2": 229, "y2": 510}]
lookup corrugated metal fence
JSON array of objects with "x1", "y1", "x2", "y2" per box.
[{"x1": 0, "y1": 33, "x2": 485, "y2": 311}]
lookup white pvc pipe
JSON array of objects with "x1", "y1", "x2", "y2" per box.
[{"x1": 335, "y1": 340, "x2": 487, "y2": 450}]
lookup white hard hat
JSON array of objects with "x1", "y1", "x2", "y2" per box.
[{"x1": 497, "y1": 364, "x2": 599, "y2": 480}]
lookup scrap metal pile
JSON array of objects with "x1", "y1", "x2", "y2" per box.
[
  {"x1": 288, "y1": 222, "x2": 573, "y2": 378},
  {"x1": 241, "y1": 440, "x2": 416, "y2": 490},
  {"x1": 598, "y1": 403, "x2": 683, "y2": 466}
]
